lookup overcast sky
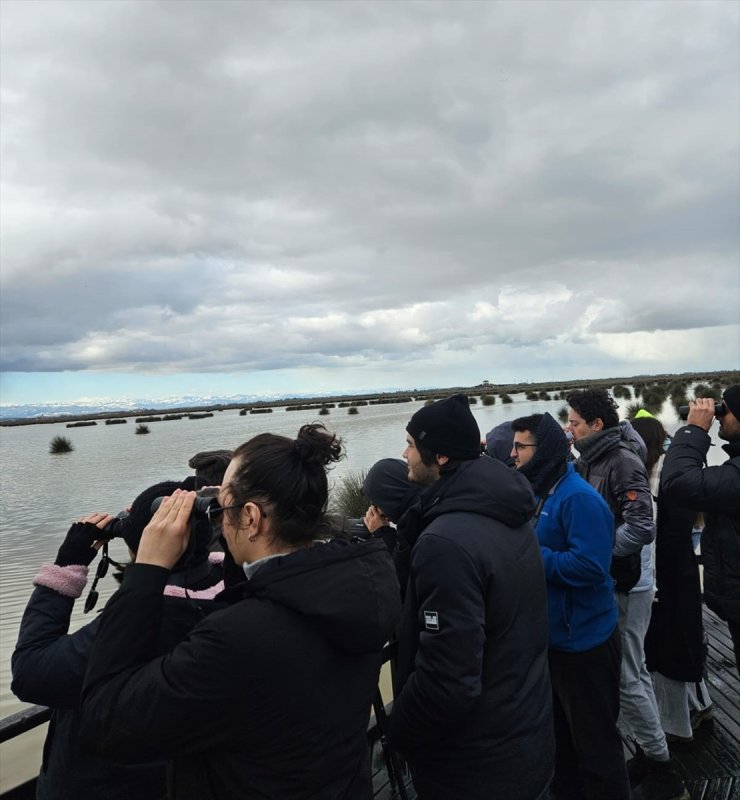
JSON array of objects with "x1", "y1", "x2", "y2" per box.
[{"x1": 1, "y1": 0, "x2": 738, "y2": 406}]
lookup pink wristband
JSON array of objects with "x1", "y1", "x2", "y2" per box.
[{"x1": 33, "y1": 563, "x2": 89, "y2": 598}]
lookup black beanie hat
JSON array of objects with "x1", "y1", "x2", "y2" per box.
[
  {"x1": 363, "y1": 458, "x2": 423, "y2": 522},
  {"x1": 723, "y1": 385, "x2": 740, "y2": 418},
  {"x1": 406, "y1": 394, "x2": 481, "y2": 461}
]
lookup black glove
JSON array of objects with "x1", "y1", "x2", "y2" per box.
[
  {"x1": 55, "y1": 522, "x2": 101, "y2": 567},
  {"x1": 610, "y1": 552, "x2": 642, "y2": 594}
]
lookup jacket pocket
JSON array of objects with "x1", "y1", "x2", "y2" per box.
[{"x1": 564, "y1": 589, "x2": 573, "y2": 639}]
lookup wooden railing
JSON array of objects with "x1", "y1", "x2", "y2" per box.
[
  {"x1": 0, "y1": 704, "x2": 50, "y2": 745},
  {"x1": 1, "y1": 643, "x2": 407, "y2": 799}
]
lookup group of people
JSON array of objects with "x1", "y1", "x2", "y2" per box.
[
  {"x1": 11, "y1": 383, "x2": 740, "y2": 800},
  {"x1": 362, "y1": 386, "x2": 739, "y2": 800}
]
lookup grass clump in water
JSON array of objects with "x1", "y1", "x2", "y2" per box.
[
  {"x1": 331, "y1": 470, "x2": 368, "y2": 519},
  {"x1": 50, "y1": 435, "x2": 74, "y2": 454}
]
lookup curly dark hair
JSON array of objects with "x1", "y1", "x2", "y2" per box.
[{"x1": 567, "y1": 389, "x2": 619, "y2": 429}]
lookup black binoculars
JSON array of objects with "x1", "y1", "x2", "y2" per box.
[
  {"x1": 101, "y1": 488, "x2": 220, "y2": 536},
  {"x1": 677, "y1": 403, "x2": 725, "y2": 421}
]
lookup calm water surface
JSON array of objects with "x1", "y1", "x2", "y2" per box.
[{"x1": 0, "y1": 392, "x2": 722, "y2": 787}]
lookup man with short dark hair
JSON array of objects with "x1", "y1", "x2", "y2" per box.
[
  {"x1": 389, "y1": 394, "x2": 554, "y2": 800},
  {"x1": 567, "y1": 388, "x2": 686, "y2": 800},
  {"x1": 566, "y1": 389, "x2": 655, "y2": 589},
  {"x1": 510, "y1": 412, "x2": 629, "y2": 800},
  {"x1": 661, "y1": 386, "x2": 740, "y2": 675}
]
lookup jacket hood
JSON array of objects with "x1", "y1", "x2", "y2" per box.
[
  {"x1": 423, "y1": 455, "x2": 535, "y2": 528},
  {"x1": 485, "y1": 421, "x2": 515, "y2": 466},
  {"x1": 363, "y1": 458, "x2": 423, "y2": 522},
  {"x1": 519, "y1": 413, "x2": 569, "y2": 496},
  {"x1": 243, "y1": 538, "x2": 401, "y2": 655}
]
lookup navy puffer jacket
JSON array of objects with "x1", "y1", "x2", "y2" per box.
[{"x1": 389, "y1": 457, "x2": 554, "y2": 800}]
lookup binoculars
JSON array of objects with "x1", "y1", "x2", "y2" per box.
[{"x1": 677, "y1": 403, "x2": 725, "y2": 421}]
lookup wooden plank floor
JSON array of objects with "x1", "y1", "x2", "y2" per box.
[
  {"x1": 371, "y1": 741, "x2": 416, "y2": 800},
  {"x1": 371, "y1": 606, "x2": 739, "y2": 800},
  {"x1": 671, "y1": 607, "x2": 740, "y2": 800}
]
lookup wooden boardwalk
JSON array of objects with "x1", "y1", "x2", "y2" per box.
[
  {"x1": 672, "y1": 607, "x2": 740, "y2": 800},
  {"x1": 371, "y1": 606, "x2": 740, "y2": 800},
  {"x1": 371, "y1": 741, "x2": 416, "y2": 800}
]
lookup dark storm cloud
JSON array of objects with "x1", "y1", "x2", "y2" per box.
[{"x1": 1, "y1": 0, "x2": 738, "y2": 382}]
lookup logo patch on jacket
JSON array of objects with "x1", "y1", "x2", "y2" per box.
[
  {"x1": 424, "y1": 610, "x2": 439, "y2": 630},
  {"x1": 626, "y1": 490, "x2": 638, "y2": 501}
]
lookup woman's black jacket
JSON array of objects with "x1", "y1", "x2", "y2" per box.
[
  {"x1": 11, "y1": 567, "x2": 223, "y2": 800},
  {"x1": 644, "y1": 489, "x2": 704, "y2": 682},
  {"x1": 79, "y1": 539, "x2": 401, "y2": 800}
]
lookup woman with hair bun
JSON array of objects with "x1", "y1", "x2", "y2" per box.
[{"x1": 79, "y1": 424, "x2": 401, "y2": 800}]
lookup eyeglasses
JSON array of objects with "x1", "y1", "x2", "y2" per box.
[
  {"x1": 512, "y1": 442, "x2": 537, "y2": 452},
  {"x1": 205, "y1": 503, "x2": 243, "y2": 522},
  {"x1": 84, "y1": 543, "x2": 126, "y2": 613},
  {"x1": 205, "y1": 501, "x2": 268, "y2": 523}
]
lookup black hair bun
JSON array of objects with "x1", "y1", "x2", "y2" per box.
[{"x1": 293, "y1": 424, "x2": 344, "y2": 468}]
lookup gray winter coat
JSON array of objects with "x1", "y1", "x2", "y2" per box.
[
  {"x1": 574, "y1": 421, "x2": 655, "y2": 556},
  {"x1": 574, "y1": 421, "x2": 655, "y2": 592}
]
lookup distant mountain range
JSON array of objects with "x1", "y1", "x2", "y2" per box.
[
  {"x1": 0, "y1": 394, "x2": 298, "y2": 420},
  {"x1": 0, "y1": 390, "x2": 402, "y2": 421}
]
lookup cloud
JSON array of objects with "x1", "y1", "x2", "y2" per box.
[{"x1": 1, "y1": 0, "x2": 738, "y2": 399}]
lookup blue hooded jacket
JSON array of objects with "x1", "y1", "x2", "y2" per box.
[
  {"x1": 537, "y1": 463, "x2": 618, "y2": 651},
  {"x1": 518, "y1": 413, "x2": 617, "y2": 652}
]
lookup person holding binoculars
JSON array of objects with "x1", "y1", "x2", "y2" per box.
[
  {"x1": 12, "y1": 476, "x2": 225, "y2": 800},
  {"x1": 661, "y1": 387, "x2": 740, "y2": 677},
  {"x1": 77, "y1": 424, "x2": 401, "y2": 800}
]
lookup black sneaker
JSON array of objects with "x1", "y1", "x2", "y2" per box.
[{"x1": 632, "y1": 757, "x2": 689, "y2": 800}]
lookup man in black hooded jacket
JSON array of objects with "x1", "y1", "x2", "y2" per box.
[
  {"x1": 389, "y1": 394, "x2": 554, "y2": 800},
  {"x1": 661, "y1": 387, "x2": 740, "y2": 675}
]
